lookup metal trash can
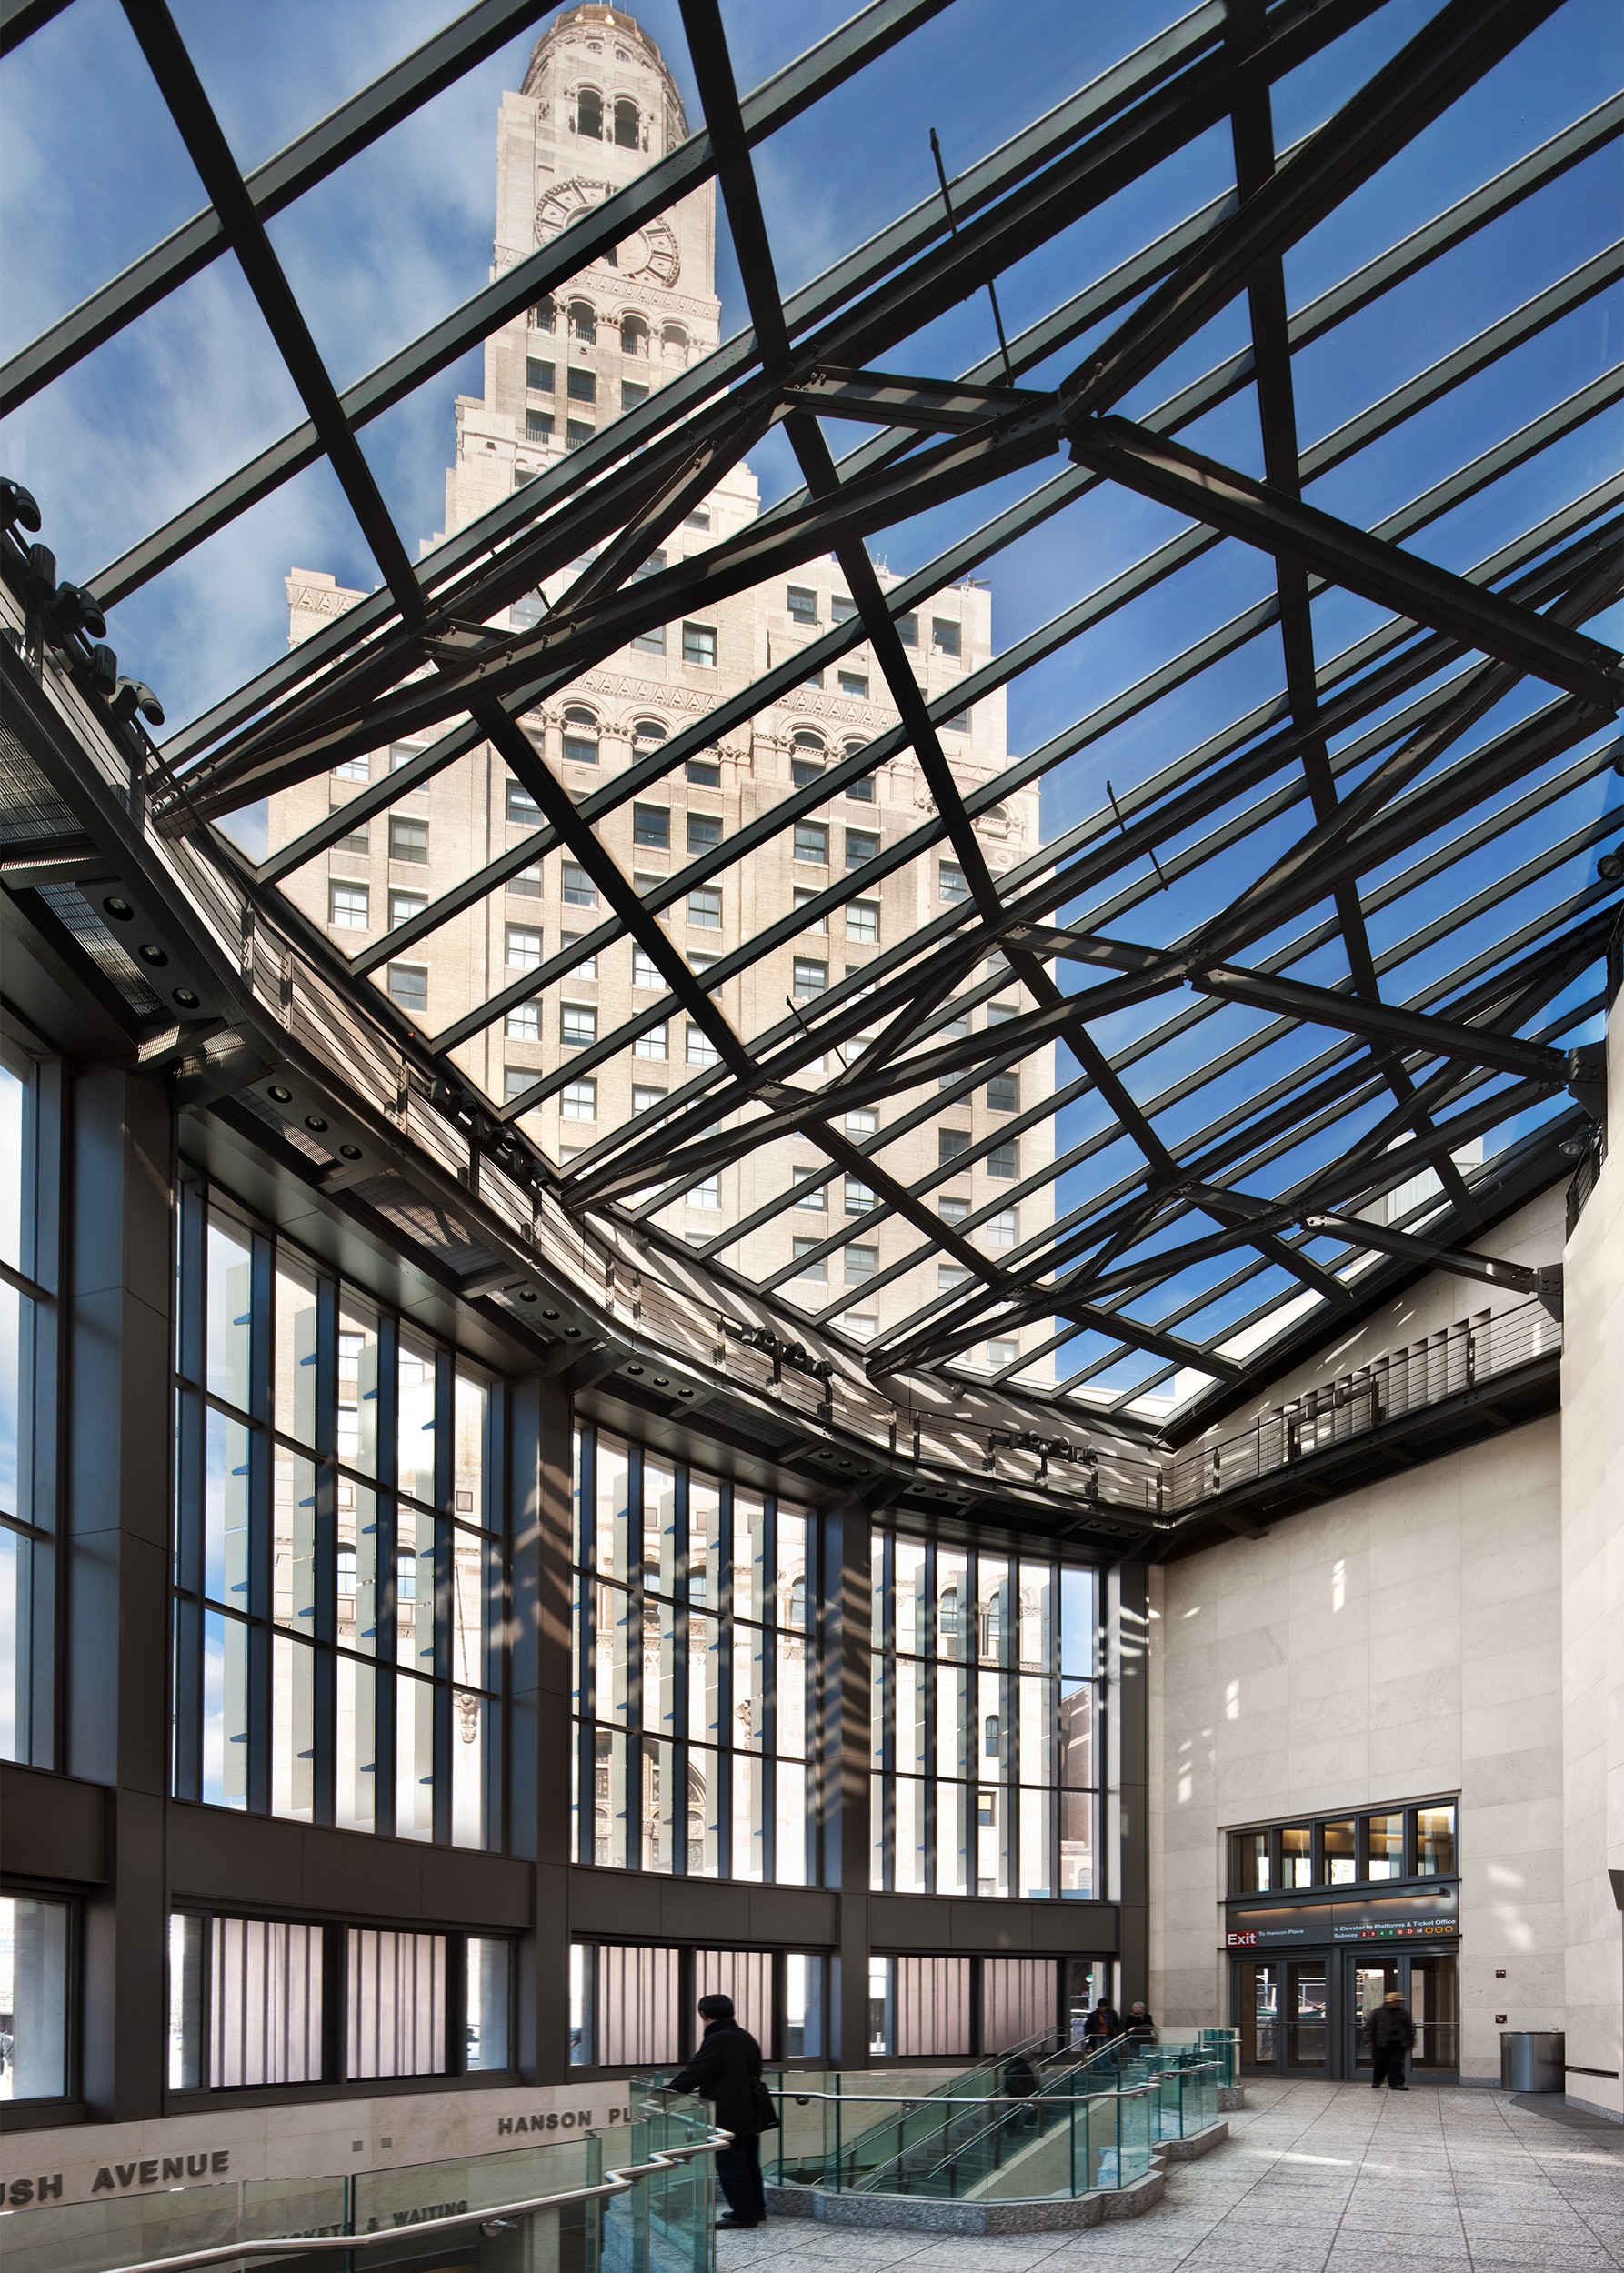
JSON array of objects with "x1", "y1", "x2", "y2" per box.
[{"x1": 1499, "y1": 2029, "x2": 1565, "y2": 2091}]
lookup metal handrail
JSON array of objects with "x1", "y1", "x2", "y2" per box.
[{"x1": 85, "y1": 2131, "x2": 730, "y2": 2273}]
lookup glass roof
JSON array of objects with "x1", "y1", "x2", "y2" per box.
[{"x1": 3, "y1": 0, "x2": 1619, "y2": 1447}]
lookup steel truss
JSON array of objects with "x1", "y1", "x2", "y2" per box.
[{"x1": 5, "y1": 0, "x2": 1619, "y2": 1451}]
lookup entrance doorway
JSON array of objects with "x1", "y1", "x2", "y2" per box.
[
  {"x1": 1236, "y1": 1958, "x2": 1330, "y2": 2074},
  {"x1": 1347, "y1": 1950, "x2": 1459, "y2": 2077},
  {"x1": 1234, "y1": 1948, "x2": 1459, "y2": 2078}
]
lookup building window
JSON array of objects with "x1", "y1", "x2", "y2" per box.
[
  {"x1": 632, "y1": 946, "x2": 660, "y2": 988},
  {"x1": 662, "y1": 323, "x2": 688, "y2": 363},
  {"x1": 503, "y1": 1066, "x2": 533, "y2": 1106},
  {"x1": 846, "y1": 828, "x2": 878, "y2": 870},
  {"x1": 560, "y1": 1004, "x2": 597, "y2": 1049},
  {"x1": 506, "y1": 926, "x2": 543, "y2": 971},
  {"x1": 989, "y1": 1140, "x2": 1018, "y2": 1178},
  {"x1": 844, "y1": 1313, "x2": 877, "y2": 1342},
  {"x1": 572, "y1": 1428, "x2": 816, "y2": 1882},
  {"x1": 685, "y1": 506, "x2": 710, "y2": 530},
  {"x1": 831, "y1": 595, "x2": 857, "y2": 624},
  {"x1": 332, "y1": 824, "x2": 369, "y2": 858},
  {"x1": 525, "y1": 409, "x2": 554, "y2": 442},
  {"x1": 506, "y1": 1001, "x2": 541, "y2": 1041},
  {"x1": 682, "y1": 623, "x2": 717, "y2": 667},
  {"x1": 871, "y1": 1533, "x2": 1096, "y2": 1898},
  {"x1": 932, "y1": 617, "x2": 961, "y2": 657},
  {"x1": 792, "y1": 958, "x2": 827, "y2": 1001},
  {"x1": 846, "y1": 899, "x2": 879, "y2": 943},
  {"x1": 845, "y1": 1177, "x2": 875, "y2": 1215},
  {"x1": 506, "y1": 779, "x2": 541, "y2": 826},
  {"x1": 632, "y1": 625, "x2": 666, "y2": 656},
  {"x1": 329, "y1": 880, "x2": 369, "y2": 930},
  {"x1": 634, "y1": 1024, "x2": 668, "y2": 1061},
  {"x1": 846, "y1": 1107, "x2": 878, "y2": 1139},
  {"x1": 939, "y1": 860, "x2": 967, "y2": 903},
  {"x1": 562, "y1": 862, "x2": 596, "y2": 907},
  {"x1": 621, "y1": 380, "x2": 648, "y2": 410},
  {"x1": 0, "y1": 1895, "x2": 69, "y2": 2098},
  {"x1": 942, "y1": 710, "x2": 970, "y2": 735},
  {"x1": 787, "y1": 586, "x2": 817, "y2": 625},
  {"x1": 575, "y1": 87, "x2": 603, "y2": 138},
  {"x1": 687, "y1": 813, "x2": 722, "y2": 856},
  {"x1": 838, "y1": 672, "x2": 868, "y2": 700},
  {"x1": 621, "y1": 315, "x2": 649, "y2": 355},
  {"x1": 613, "y1": 95, "x2": 641, "y2": 148},
  {"x1": 388, "y1": 816, "x2": 428, "y2": 865},
  {"x1": 792, "y1": 887, "x2": 826, "y2": 933},
  {"x1": 939, "y1": 1263, "x2": 972, "y2": 1293},
  {"x1": 566, "y1": 366, "x2": 596, "y2": 405},
  {"x1": 633, "y1": 804, "x2": 670, "y2": 851},
  {"x1": 632, "y1": 1085, "x2": 665, "y2": 1116},
  {"x1": 387, "y1": 963, "x2": 428, "y2": 1012},
  {"x1": 569, "y1": 301, "x2": 596, "y2": 342},
  {"x1": 507, "y1": 857, "x2": 544, "y2": 898},
  {"x1": 170, "y1": 1193, "x2": 500, "y2": 1848},
  {"x1": 846, "y1": 1244, "x2": 877, "y2": 1283},
  {"x1": 686, "y1": 1026, "x2": 719, "y2": 1066},
  {"x1": 847, "y1": 772, "x2": 876, "y2": 802},
  {"x1": 792, "y1": 759, "x2": 824, "y2": 790},
  {"x1": 987, "y1": 1339, "x2": 1018, "y2": 1370},
  {"x1": 530, "y1": 296, "x2": 555, "y2": 331},
  {"x1": 939, "y1": 1129, "x2": 971, "y2": 1164},
  {"x1": 794, "y1": 822, "x2": 828, "y2": 866},
  {"x1": 793, "y1": 1168, "x2": 826, "y2": 1210},
  {"x1": 526, "y1": 356, "x2": 555, "y2": 394},
  {"x1": 791, "y1": 1238, "x2": 827, "y2": 1283},
  {"x1": 687, "y1": 887, "x2": 721, "y2": 929},
  {"x1": 896, "y1": 612, "x2": 918, "y2": 646},
  {"x1": 562, "y1": 1079, "x2": 597, "y2": 1121},
  {"x1": 938, "y1": 1194, "x2": 969, "y2": 1222},
  {"x1": 987, "y1": 1207, "x2": 1018, "y2": 1247},
  {"x1": 561, "y1": 935, "x2": 596, "y2": 979},
  {"x1": 687, "y1": 756, "x2": 720, "y2": 787},
  {"x1": 987, "y1": 1072, "x2": 1018, "y2": 1113},
  {"x1": 566, "y1": 419, "x2": 594, "y2": 450}
]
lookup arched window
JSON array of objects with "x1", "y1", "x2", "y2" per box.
[
  {"x1": 561, "y1": 706, "x2": 599, "y2": 766},
  {"x1": 791, "y1": 728, "x2": 826, "y2": 754},
  {"x1": 575, "y1": 86, "x2": 603, "y2": 139},
  {"x1": 631, "y1": 718, "x2": 667, "y2": 756},
  {"x1": 661, "y1": 322, "x2": 688, "y2": 365},
  {"x1": 620, "y1": 314, "x2": 649, "y2": 357},
  {"x1": 613, "y1": 96, "x2": 640, "y2": 148},
  {"x1": 569, "y1": 301, "x2": 596, "y2": 345},
  {"x1": 983, "y1": 1713, "x2": 1000, "y2": 1759},
  {"x1": 982, "y1": 802, "x2": 1007, "y2": 825},
  {"x1": 844, "y1": 737, "x2": 877, "y2": 801},
  {"x1": 529, "y1": 295, "x2": 555, "y2": 333}
]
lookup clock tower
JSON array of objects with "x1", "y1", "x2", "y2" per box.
[{"x1": 440, "y1": 3, "x2": 724, "y2": 536}]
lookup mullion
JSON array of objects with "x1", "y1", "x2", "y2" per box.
[
  {"x1": 674, "y1": 1462, "x2": 690, "y2": 1877},
  {"x1": 576, "y1": 1425, "x2": 597, "y2": 1868},
  {"x1": 627, "y1": 1442, "x2": 645, "y2": 1875}
]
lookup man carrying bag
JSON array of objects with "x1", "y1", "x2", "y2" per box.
[{"x1": 670, "y1": 1992, "x2": 777, "y2": 2228}]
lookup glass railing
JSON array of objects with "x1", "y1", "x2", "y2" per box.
[
  {"x1": 4, "y1": 2103, "x2": 722, "y2": 2273},
  {"x1": 759, "y1": 2059, "x2": 1224, "y2": 2202}
]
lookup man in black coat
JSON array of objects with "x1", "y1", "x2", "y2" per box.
[
  {"x1": 670, "y1": 1993, "x2": 769, "y2": 2228},
  {"x1": 1368, "y1": 1991, "x2": 1416, "y2": 2089}
]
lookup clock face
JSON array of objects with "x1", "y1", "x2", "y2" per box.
[{"x1": 534, "y1": 178, "x2": 680, "y2": 287}]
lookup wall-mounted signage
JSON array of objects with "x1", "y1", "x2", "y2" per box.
[{"x1": 1226, "y1": 1885, "x2": 1457, "y2": 1950}]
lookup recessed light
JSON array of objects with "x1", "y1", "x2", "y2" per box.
[
  {"x1": 304, "y1": 1115, "x2": 328, "y2": 1133},
  {"x1": 338, "y1": 1144, "x2": 362, "y2": 1161},
  {"x1": 542, "y1": 1307, "x2": 559, "y2": 1319},
  {"x1": 565, "y1": 1326, "x2": 581, "y2": 1337},
  {"x1": 172, "y1": 987, "x2": 199, "y2": 1008},
  {"x1": 627, "y1": 1364, "x2": 645, "y2": 1375},
  {"x1": 518, "y1": 1289, "x2": 538, "y2": 1303},
  {"x1": 103, "y1": 896, "x2": 133, "y2": 920},
  {"x1": 267, "y1": 1084, "x2": 292, "y2": 1103},
  {"x1": 138, "y1": 942, "x2": 168, "y2": 966}
]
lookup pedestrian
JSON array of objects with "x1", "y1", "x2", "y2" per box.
[
  {"x1": 1085, "y1": 1996, "x2": 1122, "y2": 2043},
  {"x1": 1002, "y1": 2048, "x2": 1041, "y2": 2130},
  {"x1": 670, "y1": 1992, "x2": 776, "y2": 2229},
  {"x1": 1367, "y1": 1990, "x2": 1415, "y2": 2089},
  {"x1": 1126, "y1": 1999, "x2": 1156, "y2": 2038}
]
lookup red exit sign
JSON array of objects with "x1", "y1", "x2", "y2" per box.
[{"x1": 1227, "y1": 1930, "x2": 1258, "y2": 1948}]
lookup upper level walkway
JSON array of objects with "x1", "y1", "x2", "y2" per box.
[{"x1": 718, "y1": 2077, "x2": 1624, "y2": 2272}]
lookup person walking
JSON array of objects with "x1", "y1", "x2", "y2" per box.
[
  {"x1": 1367, "y1": 1989, "x2": 1415, "y2": 2090},
  {"x1": 1002, "y1": 2048, "x2": 1041, "y2": 2131},
  {"x1": 670, "y1": 1992, "x2": 774, "y2": 2228},
  {"x1": 1084, "y1": 1997, "x2": 1123, "y2": 2044},
  {"x1": 1126, "y1": 1999, "x2": 1156, "y2": 2039}
]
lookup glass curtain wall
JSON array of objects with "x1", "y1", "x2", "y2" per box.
[
  {"x1": 0, "y1": 1033, "x2": 58, "y2": 1767},
  {"x1": 171, "y1": 1181, "x2": 504, "y2": 1847},
  {"x1": 571, "y1": 1426, "x2": 812, "y2": 1882},
  {"x1": 870, "y1": 1535, "x2": 1096, "y2": 1898}
]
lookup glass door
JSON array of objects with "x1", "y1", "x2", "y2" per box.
[
  {"x1": 1237, "y1": 1961, "x2": 1278, "y2": 2068},
  {"x1": 1350, "y1": 1958, "x2": 1398, "y2": 2072},
  {"x1": 1343, "y1": 1950, "x2": 1459, "y2": 2078},
  {"x1": 1286, "y1": 1960, "x2": 1328, "y2": 2069}
]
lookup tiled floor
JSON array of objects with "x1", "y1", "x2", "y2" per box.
[{"x1": 716, "y1": 2079, "x2": 1624, "y2": 2272}]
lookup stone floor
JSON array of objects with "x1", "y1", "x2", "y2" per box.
[{"x1": 715, "y1": 2079, "x2": 1624, "y2": 2272}]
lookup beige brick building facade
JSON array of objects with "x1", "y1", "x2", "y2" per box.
[{"x1": 268, "y1": 4, "x2": 1052, "y2": 1373}]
